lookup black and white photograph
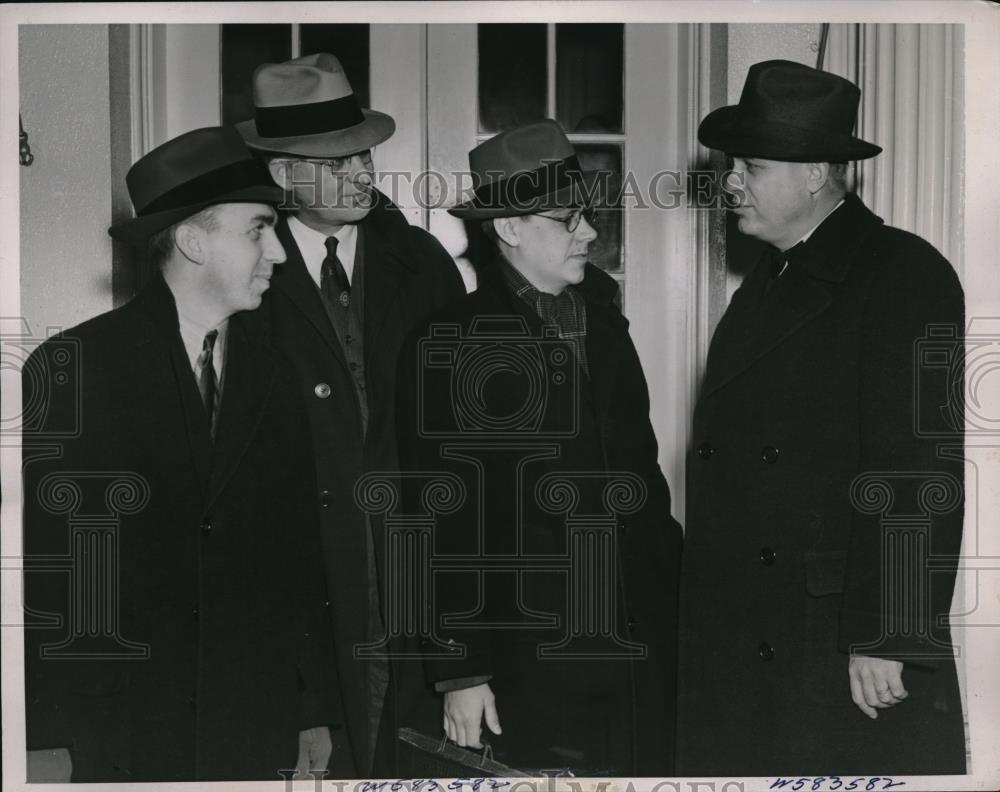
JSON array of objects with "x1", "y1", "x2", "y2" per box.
[{"x1": 2, "y1": 2, "x2": 999, "y2": 790}]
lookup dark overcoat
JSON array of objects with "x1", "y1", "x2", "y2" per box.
[
  {"x1": 396, "y1": 262, "x2": 683, "y2": 776},
  {"x1": 23, "y1": 275, "x2": 337, "y2": 782},
  {"x1": 677, "y1": 194, "x2": 966, "y2": 775},
  {"x1": 265, "y1": 192, "x2": 466, "y2": 775}
]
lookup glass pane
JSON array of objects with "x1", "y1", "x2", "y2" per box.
[
  {"x1": 299, "y1": 24, "x2": 371, "y2": 109},
  {"x1": 556, "y1": 24, "x2": 624, "y2": 133},
  {"x1": 478, "y1": 24, "x2": 547, "y2": 133},
  {"x1": 576, "y1": 144, "x2": 623, "y2": 273},
  {"x1": 221, "y1": 25, "x2": 292, "y2": 126}
]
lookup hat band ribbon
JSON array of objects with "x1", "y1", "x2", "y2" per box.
[
  {"x1": 255, "y1": 95, "x2": 366, "y2": 138},
  {"x1": 472, "y1": 155, "x2": 584, "y2": 209},
  {"x1": 140, "y1": 159, "x2": 275, "y2": 217}
]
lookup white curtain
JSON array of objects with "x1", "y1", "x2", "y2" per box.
[{"x1": 825, "y1": 24, "x2": 965, "y2": 278}]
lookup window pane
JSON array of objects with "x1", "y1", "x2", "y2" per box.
[
  {"x1": 478, "y1": 24, "x2": 547, "y2": 133},
  {"x1": 556, "y1": 24, "x2": 624, "y2": 133},
  {"x1": 299, "y1": 24, "x2": 371, "y2": 109},
  {"x1": 577, "y1": 144, "x2": 623, "y2": 273},
  {"x1": 221, "y1": 25, "x2": 292, "y2": 126}
]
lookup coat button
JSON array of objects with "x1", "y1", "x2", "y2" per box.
[
  {"x1": 627, "y1": 616, "x2": 638, "y2": 632},
  {"x1": 200, "y1": 521, "x2": 212, "y2": 535},
  {"x1": 759, "y1": 547, "x2": 776, "y2": 566},
  {"x1": 192, "y1": 608, "x2": 199, "y2": 620},
  {"x1": 761, "y1": 445, "x2": 780, "y2": 464},
  {"x1": 321, "y1": 490, "x2": 330, "y2": 508},
  {"x1": 758, "y1": 642, "x2": 775, "y2": 661},
  {"x1": 314, "y1": 382, "x2": 332, "y2": 399},
  {"x1": 188, "y1": 695, "x2": 197, "y2": 709},
  {"x1": 697, "y1": 442, "x2": 714, "y2": 460}
]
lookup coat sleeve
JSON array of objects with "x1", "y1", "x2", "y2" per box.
[
  {"x1": 22, "y1": 333, "x2": 98, "y2": 753},
  {"x1": 837, "y1": 231, "x2": 965, "y2": 665},
  {"x1": 395, "y1": 320, "x2": 496, "y2": 685}
]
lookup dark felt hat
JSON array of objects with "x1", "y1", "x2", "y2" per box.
[
  {"x1": 698, "y1": 59, "x2": 882, "y2": 162},
  {"x1": 449, "y1": 120, "x2": 612, "y2": 220},
  {"x1": 109, "y1": 126, "x2": 284, "y2": 243}
]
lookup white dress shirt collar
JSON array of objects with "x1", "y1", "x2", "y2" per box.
[{"x1": 287, "y1": 215, "x2": 359, "y2": 289}]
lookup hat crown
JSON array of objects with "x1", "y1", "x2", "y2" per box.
[
  {"x1": 468, "y1": 120, "x2": 576, "y2": 189},
  {"x1": 252, "y1": 52, "x2": 355, "y2": 108},
  {"x1": 125, "y1": 126, "x2": 258, "y2": 215},
  {"x1": 739, "y1": 59, "x2": 860, "y2": 135}
]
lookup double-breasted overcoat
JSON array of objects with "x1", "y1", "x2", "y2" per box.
[{"x1": 677, "y1": 194, "x2": 966, "y2": 775}]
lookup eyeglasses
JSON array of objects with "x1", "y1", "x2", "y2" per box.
[
  {"x1": 534, "y1": 207, "x2": 599, "y2": 233},
  {"x1": 296, "y1": 149, "x2": 374, "y2": 174}
]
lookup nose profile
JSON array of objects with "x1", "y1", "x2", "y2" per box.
[
  {"x1": 264, "y1": 229, "x2": 287, "y2": 265},
  {"x1": 577, "y1": 214, "x2": 599, "y2": 242}
]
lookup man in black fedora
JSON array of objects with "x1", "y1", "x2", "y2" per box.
[
  {"x1": 396, "y1": 120, "x2": 683, "y2": 775},
  {"x1": 677, "y1": 60, "x2": 965, "y2": 774},
  {"x1": 237, "y1": 53, "x2": 465, "y2": 777},
  {"x1": 22, "y1": 126, "x2": 339, "y2": 782}
]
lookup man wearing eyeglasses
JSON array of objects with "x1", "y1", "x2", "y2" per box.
[
  {"x1": 238, "y1": 53, "x2": 465, "y2": 778},
  {"x1": 395, "y1": 120, "x2": 683, "y2": 776}
]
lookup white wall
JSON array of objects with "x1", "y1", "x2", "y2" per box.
[
  {"x1": 727, "y1": 23, "x2": 822, "y2": 103},
  {"x1": 19, "y1": 24, "x2": 113, "y2": 336}
]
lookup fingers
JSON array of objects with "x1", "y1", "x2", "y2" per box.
[
  {"x1": 888, "y1": 673, "x2": 909, "y2": 702},
  {"x1": 849, "y1": 667, "x2": 878, "y2": 719},
  {"x1": 860, "y1": 668, "x2": 887, "y2": 710},
  {"x1": 484, "y1": 697, "x2": 503, "y2": 736}
]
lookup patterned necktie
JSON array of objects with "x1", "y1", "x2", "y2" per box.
[
  {"x1": 198, "y1": 330, "x2": 218, "y2": 434},
  {"x1": 321, "y1": 236, "x2": 352, "y2": 309}
]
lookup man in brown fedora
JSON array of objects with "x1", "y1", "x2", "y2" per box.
[
  {"x1": 22, "y1": 126, "x2": 339, "y2": 782},
  {"x1": 237, "y1": 53, "x2": 465, "y2": 777},
  {"x1": 678, "y1": 60, "x2": 965, "y2": 774},
  {"x1": 396, "y1": 120, "x2": 683, "y2": 775}
]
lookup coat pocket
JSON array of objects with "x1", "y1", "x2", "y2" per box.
[{"x1": 803, "y1": 550, "x2": 850, "y2": 705}]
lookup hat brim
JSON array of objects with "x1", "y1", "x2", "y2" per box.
[
  {"x1": 449, "y1": 170, "x2": 620, "y2": 220},
  {"x1": 108, "y1": 184, "x2": 285, "y2": 244},
  {"x1": 236, "y1": 109, "x2": 395, "y2": 157},
  {"x1": 698, "y1": 105, "x2": 882, "y2": 162}
]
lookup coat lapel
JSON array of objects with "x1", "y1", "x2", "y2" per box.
[
  {"x1": 698, "y1": 260, "x2": 832, "y2": 400},
  {"x1": 362, "y1": 203, "x2": 413, "y2": 364},
  {"x1": 579, "y1": 273, "x2": 628, "y2": 426},
  {"x1": 272, "y1": 217, "x2": 350, "y2": 370},
  {"x1": 134, "y1": 276, "x2": 215, "y2": 495},
  {"x1": 204, "y1": 311, "x2": 276, "y2": 512},
  {"x1": 698, "y1": 194, "x2": 884, "y2": 403}
]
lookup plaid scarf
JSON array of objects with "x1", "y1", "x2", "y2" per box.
[{"x1": 500, "y1": 260, "x2": 589, "y2": 375}]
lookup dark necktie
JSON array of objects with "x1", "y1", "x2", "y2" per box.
[
  {"x1": 321, "y1": 236, "x2": 351, "y2": 309},
  {"x1": 198, "y1": 330, "x2": 218, "y2": 434}
]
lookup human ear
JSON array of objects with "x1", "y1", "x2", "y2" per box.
[
  {"x1": 267, "y1": 159, "x2": 292, "y2": 191},
  {"x1": 173, "y1": 223, "x2": 205, "y2": 265},
  {"x1": 493, "y1": 216, "x2": 521, "y2": 248},
  {"x1": 805, "y1": 162, "x2": 830, "y2": 195}
]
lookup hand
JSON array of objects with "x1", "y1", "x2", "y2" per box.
[
  {"x1": 849, "y1": 655, "x2": 907, "y2": 719},
  {"x1": 295, "y1": 726, "x2": 332, "y2": 778},
  {"x1": 443, "y1": 683, "x2": 502, "y2": 748}
]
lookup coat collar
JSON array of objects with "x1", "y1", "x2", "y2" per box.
[
  {"x1": 475, "y1": 259, "x2": 626, "y2": 423},
  {"x1": 697, "y1": 193, "x2": 884, "y2": 403},
  {"x1": 131, "y1": 273, "x2": 277, "y2": 511},
  {"x1": 271, "y1": 190, "x2": 416, "y2": 363}
]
